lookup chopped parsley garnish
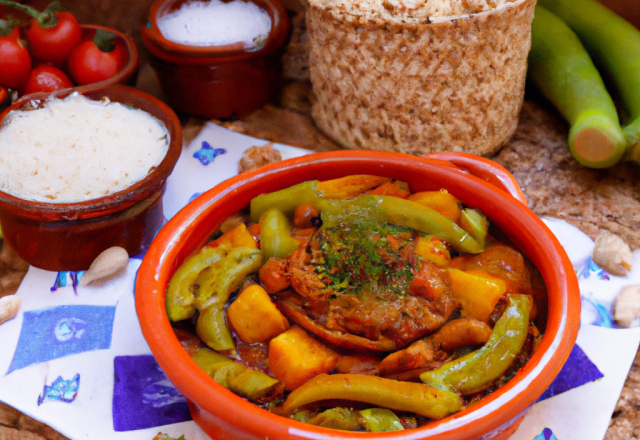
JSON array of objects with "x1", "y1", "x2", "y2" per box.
[{"x1": 313, "y1": 220, "x2": 416, "y2": 297}]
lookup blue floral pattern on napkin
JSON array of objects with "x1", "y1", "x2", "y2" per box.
[
  {"x1": 8, "y1": 305, "x2": 116, "y2": 374},
  {"x1": 193, "y1": 141, "x2": 226, "y2": 166},
  {"x1": 38, "y1": 374, "x2": 80, "y2": 405}
]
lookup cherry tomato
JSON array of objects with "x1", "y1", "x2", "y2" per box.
[
  {"x1": 67, "y1": 30, "x2": 126, "y2": 85},
  {"x1": 25, "y1": 11, "x2": 81, "y2": 63},
  {"x1": 0, "y1": 27, "x2": 31, "y2": 90},
  {"x1": 22, "y1": 64, "x2": 73, "y2": 95}
]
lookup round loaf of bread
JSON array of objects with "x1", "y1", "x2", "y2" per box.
[{"x1": 307, "y1": 0, "x2": 536, "y2": 155}]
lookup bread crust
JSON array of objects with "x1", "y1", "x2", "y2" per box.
[{"x1": 307, "y1": 0, "x2": 536, "y2": 155}]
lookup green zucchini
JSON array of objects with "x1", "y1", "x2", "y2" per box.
[
  {"x1": 538, "y1": 0, "x2": 640, "y2": 164},
  {"x1": 528, "y1": 5, "x2": 627, "y2": 168}
]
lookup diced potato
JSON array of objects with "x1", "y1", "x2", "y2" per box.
[
  {"x1": 227, "y1": 285, "x2": 290, "y2": 343},
  {"x1": 318, "y1": 175, "x2": 390, "y2": 199},
  {"x1": 415, "y1": 236, "x2": 451, "y2": 267},
  {"x1": 447, "y1": 268, "x2": 506, "y2": 323},
  {"x1": 205, "y1": 223, "x2": 257, "y2": 251},
  {"x1": 269, "y1": 325, "x2": 340, "y2": 390},
  {"x1": 408, "y1": 190, "x2": 461, "y2": 222}
]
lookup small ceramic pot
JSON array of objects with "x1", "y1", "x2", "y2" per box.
[
  {"x1": 135, "y1": 151, "x2": 581, "y2": 440},
  {"x1": 0, "y1": 85, "x2": 181, "y2": 271},
  {"x1": 141, "y1": 0, "x2": 291, "y2": 119}
]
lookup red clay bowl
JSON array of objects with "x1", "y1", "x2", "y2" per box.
[
  {"x1": 0, "y1": 84, "x2": 181, "y2": 271},
  {"x1": 135, "y1": 150, "x2": 580, "y2": 440},
  {"x1": 141, "y1": 0, "x2": 291, "y2": 119}
]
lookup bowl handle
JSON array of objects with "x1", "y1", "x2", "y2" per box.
[{"x1": 424, "y1": 152, "x2": 527, "y2": 205}]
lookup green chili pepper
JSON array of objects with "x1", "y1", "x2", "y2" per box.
[
  {"x1": 278, "y1": 374, "x2": 462, "y2": 419},
  {"x1": 537, "y1": 0, "x2": 640, "y2": 165},
  {"x1": 196, "y1": 305, "x2": 235, "y2": 353},
  {"x1": 290, "y1": 410, "x2": 313, "y2": 424},
  {"x1": 190, "y1": 345, "x2": 234, "y2": 374},
  {"x1": 190, "y1": 348, "x2": 283, "y2": 403},
  {"x1": 460, "y1": 209, "x2": 488, "y2": 249},
  {"x1": 319, "y1": 196, "x2": 484, "y2": 254},
  {"x1": 420, "y1": 294, "x2": 532, "y2": 395},
  {"x1": 308, "y1": 408, "x2": 362, "y2": 431},
  {"x1": 259, "y1": 209, "x2": 301, "y2": 260},
  {"x1": 360, "y1": 409, "x2": 405, "y2": 432},
  {"x1": 251, "y1": 184, "x2": 484, "y2": 253},
  {"x1": 228, "y1": 368, "x2": 284, "y2": 403},
  {"x1": 193, "y1": 247, "x2": 263, "y2": 352},
  {"x1": 250, "y1": 181, "x2": 320, "y2": 223},
  {"x1": 166, "y1": 247, "x2": 226, "y2": 322},
  {"x1": 195, "y1": 247, "x2": 263, "y2": 309}
]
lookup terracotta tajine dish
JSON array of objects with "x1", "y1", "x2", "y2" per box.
[
  {"x1": 135, "y1": 151, "x2": 580, "y2": 440},
  {"x1": 307, "y1": 0, "x2": 536, "y2": 155},
  {"x1": 0, "y1": 85, "x2": 182, "y2": 271},
  {"x1": 141, "y1": 0, "x2": 291, "y2": 120}
]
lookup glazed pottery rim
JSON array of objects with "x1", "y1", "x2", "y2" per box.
[
  {"x1": 0, "y1": 84, "x2": 181, "y2": 219},
  {"x1": 136, "y1": 151, "x2": 580, "y2": 440},
  {"x1": 142, "y1": 0, "x2": 290, "y2": 61}
]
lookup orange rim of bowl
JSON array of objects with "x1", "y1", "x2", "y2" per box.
[{"x1": 136, "y1": 150, "x2": 580, "y2": 440}]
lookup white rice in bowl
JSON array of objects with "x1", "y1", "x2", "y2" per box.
[{"x1": 0, "y1": 93, "x2": 170, "y2": 203}]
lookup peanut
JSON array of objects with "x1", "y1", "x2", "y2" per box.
[
  {"x1": 79, "y1": 246, "x2": 129, "y2": 286},
  {"x1": 592, "y1": 230, "x2": 633, "y2": 277},
  {"x1": 614, "y1": 285, "x2": 640, "y2": 328},
  {"x1": 0, "y1": 295, "x2": 21, "y2": 325}
]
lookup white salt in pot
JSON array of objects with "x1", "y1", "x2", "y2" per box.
[{"x1": 141, "y1": 0, "x2": 291, "y2": 119}]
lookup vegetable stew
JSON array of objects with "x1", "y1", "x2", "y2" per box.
[{"x1": 166, "y1": 175, "x2": 545, "y2": 432}]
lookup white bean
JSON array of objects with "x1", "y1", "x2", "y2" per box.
[
  {"x1": 614, "y1": 285, "x2": 640, "y2": 328},
  {"x1": 0, "y1": 295, "x2": 21, "y2": 325}
]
